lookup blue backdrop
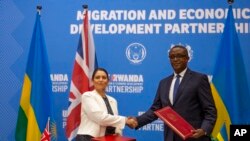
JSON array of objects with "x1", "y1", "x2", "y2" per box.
[{"x1": 1, "y1": 0, "x2": 250, "y2": 141}]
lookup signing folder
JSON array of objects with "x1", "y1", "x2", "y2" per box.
[{"x1": 154, "y1": 106, "x2": 194, "y2": 140}]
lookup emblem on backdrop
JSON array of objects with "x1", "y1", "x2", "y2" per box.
[{"x1": 126, "y1": 43, "x2": 146, "y2": 64}]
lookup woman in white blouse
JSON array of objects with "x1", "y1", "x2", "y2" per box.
[{"x1": 76, "y1": 68, "x2": 134, "y2": 141}]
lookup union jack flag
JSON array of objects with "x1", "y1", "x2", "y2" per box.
[{"x1": 65, "y1": 6, "x2": 97, "y2": 140}]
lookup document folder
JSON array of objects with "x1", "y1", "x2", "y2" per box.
[
  {"x1": 91, "y1": 135, "x2": 136, "y2": 141},
  {"x1": 154, "y1": 106, "x2": 194, "y2": 140}
]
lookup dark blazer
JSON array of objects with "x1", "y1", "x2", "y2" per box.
[{"x1": 136, "y1": 68, "x2": 217, "y2": 141}]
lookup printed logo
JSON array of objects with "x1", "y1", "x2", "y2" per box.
[
  {"x1": 230, "y1": 125, "x2": 250, "y2": 140},
  {"x1": 106, "y1": 73, "x2": 144, "y2": 94},
  {"x1": 50, "y1": 74, "x2": 69, "y2": 93},
  {"x1": 126, "y1": 43, "x2": 146, "y2": 64}
]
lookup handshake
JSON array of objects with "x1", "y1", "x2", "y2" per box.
[{"x1": 125, "y1": 117, "x2": 138, "y2": 129}]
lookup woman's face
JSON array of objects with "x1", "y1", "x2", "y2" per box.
[{"x1": 92, "y1": 70, "x2": 109, "y2": 91}]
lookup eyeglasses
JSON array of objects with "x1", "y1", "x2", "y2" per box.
[{"x1": 169, "y1": 54, "x2": 187, "y2": 60}]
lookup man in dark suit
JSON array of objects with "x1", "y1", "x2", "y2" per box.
[{"x1": 131, "y1": 45, "x2": 217, "y2": 141}]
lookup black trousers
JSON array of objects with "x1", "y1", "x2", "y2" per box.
[{"x1": 76, "y1": 135, "x2": 93, "y2": 141}]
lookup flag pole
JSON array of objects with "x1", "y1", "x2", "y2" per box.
[
  {"x1": 82, "y1": 5, "x2": 88, "y2": 18},
  {"x1": 227, "y1": 0, "x2": 234, "y2": 4},
  {"x1": 36, "y1": 5, "x2": 42, "y2": 15},
  {"x1": 82, "y1": 4, "x2": 88, "y2": 10},
  {"x1": 82, "y1": 4, "x2": 88, "y2": 18}
]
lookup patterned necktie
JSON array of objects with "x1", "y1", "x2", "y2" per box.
[
  {"x1": 103, "y1": 97, "x2": 116, "y2": 135},
  {"x1": 173, "y1": 74, "x2": 181, "y2": 102}
]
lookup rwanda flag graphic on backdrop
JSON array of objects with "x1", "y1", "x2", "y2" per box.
[
  {"x1": 211, "y1": 5, "x2": 250, "y2": 141},
  {"x1": 15, "y1": 11, "x2": 57, "y2": 141}
]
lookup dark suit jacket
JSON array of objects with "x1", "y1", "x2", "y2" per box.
[{"x1": 136, "y1": 68, "x2": 217, "y2": 141}]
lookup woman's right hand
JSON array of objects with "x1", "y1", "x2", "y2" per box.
[{"x1": 126, "y1": 117, "x2": 138, "y2": 129}]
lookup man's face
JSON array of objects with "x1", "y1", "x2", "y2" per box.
[{"x1": 169, "y1": 47, "x2": 189, "y2": 74}]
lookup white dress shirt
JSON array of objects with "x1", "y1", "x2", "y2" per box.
[{"x1": 169, "y1": 68, "x2": 187, "y2": 104}]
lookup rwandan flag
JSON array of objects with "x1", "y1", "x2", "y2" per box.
[
  {"x1": 210, "y1": 4, "x2": 250, "y2": 141},
  {"x1": 15, "y1": 10, "x2": 57, "y2": 141}
]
